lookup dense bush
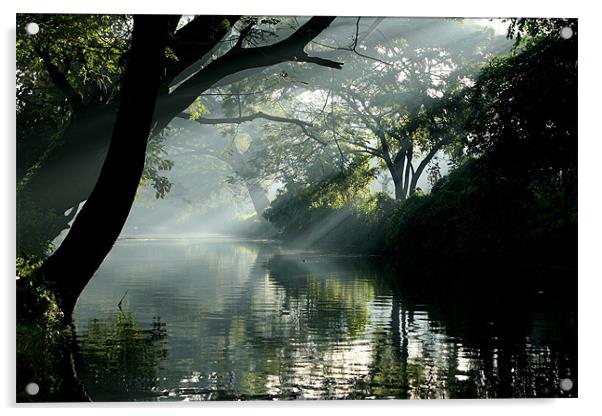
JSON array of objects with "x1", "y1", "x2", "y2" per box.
[
  {"x1": 384, "y1": 157, "x2": 576, "y2": 271},
  {"x1": 264, "y1": 154, "x2": 576, "y2": 271}
]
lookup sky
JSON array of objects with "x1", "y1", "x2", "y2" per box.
[{"x1": 476, "y1": 18, "x2": 510, "y2": 35}]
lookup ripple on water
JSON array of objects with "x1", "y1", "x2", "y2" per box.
[{"x1": 73, "y1": 238, "x2": 577, "y2": 401}]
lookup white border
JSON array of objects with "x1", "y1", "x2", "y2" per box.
[
  {"x1": 12, "y1": 0, "x2": 581, "y2": 17},
  {"x1": 2, "y1": 1, "x2": 600, "y2": 415}
]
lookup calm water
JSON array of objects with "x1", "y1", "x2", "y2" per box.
[{"x1": 73, "y1": 237, "x2": 577, "y2": 401}]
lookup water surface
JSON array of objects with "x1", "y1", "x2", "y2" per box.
[{"x1": 73, "y1": 237, "x2": 576, "y2": 400}]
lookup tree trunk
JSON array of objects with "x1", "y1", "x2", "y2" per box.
[
  {"x1": 408, "y1": 173, "x2": 421, "y2": 197},
  {"x1": 40, "y1": 15, "x2": 170, "y2": 315},
  {"x1": 408, "y1": 143, "x2": 445, "y2": 196},
  {"x1": 391, "y1": 163, "x2": 407, "y2": 200},
  {"x1": 21, "y1": 17, "x2": 340, "y2": 247},
  {"x1": 402, "y1": 152, "x2": 412, "y2": 198},
  {"x1": 393, "y1": 178, "x2": 405, "y2": 200}
]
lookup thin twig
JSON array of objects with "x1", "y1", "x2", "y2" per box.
[{"x1": 117, "y1": 289, "x2": 129, "y2": 310}]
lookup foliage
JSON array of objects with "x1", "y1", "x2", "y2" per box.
[
  {"x1": 264, "y1": 155, "x2": 396, "y2": 251},
  {"x1": 16, "y1": 14, "x2": 130, "y2": 179},
  {"x1": 266, "y1": 155, "x2": 575, "y2": 271},
  {"x1": 465, "y1": 21, "x2": 577, "y2": 186},
  {"x1": 17, "y1": 257, "x2": 66, "y2": 331},
  {"x1": 17, "y1": 14, "x2": 131, "y2": 107},
  {"x1": 291, "y1": 18, "x2": 510, "y2": 199},
  {"x1": 17, "y1": 256, "x2": 80, "y2": 401},
  {"x1": 16, "y1": 72, "x2": 70, "y2": 182},
  {"x1": 385, "y1": 155, "x2": 576, "y2": 270},
  {"x1": 186, "y1": 96, "x2": 210, "y2": 121},
  {"x1": 141, "y1": 131, "x2": 175, "y2": 199},
  {"x1": 264, "y1": 20, "x2": 577, "y2": 271},
  {"x1": 504, "y1": 18, "x2": 577, "y2": 43},
  {"x1": 16, "y1": 193, "x2": 62, "y2": 257}
]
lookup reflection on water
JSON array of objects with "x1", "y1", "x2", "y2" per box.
[
  {"x1": 73, "y1": 237, "x2": 576, "y2": 401},
  {"x1": 76, "y1": 312, "x2": 167, "y2": 401}
]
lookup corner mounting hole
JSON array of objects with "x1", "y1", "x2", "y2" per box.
[
  {"x1": 25, "y1": 382, "x2": 40, "y2": 396},
  {"x1": 559, "y1": 378, "x2": 573, "y2": 392},
  {"x1": 25, "y1": 22, "x2": 39, "y2": 35},
  {"x1": 560, "y1": 26, "x2": 573, "y2": 40}
]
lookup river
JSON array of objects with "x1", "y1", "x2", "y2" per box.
[{"x1": 72, "y1": 236, "x2": 577, "y2": 400}]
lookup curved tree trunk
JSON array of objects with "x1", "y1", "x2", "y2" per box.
[
  {"x1": 21, "y1": 17, "x2": 340, "y2": 247},
  {"x1": 40, "y1": 15, "x2": 170, "y2": 315}
]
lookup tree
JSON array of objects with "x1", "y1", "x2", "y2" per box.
[
  {"x1": 155, "y1": 66, "x2": 330, "y2": 220},
  {"x1": 25, "y1": 16, "x2": 345, "y2": 313},
  {"x1": 172, "y1": 109, "x2": 323, "y2": 218},
  {"x1": 17, "y1": 16, "x2": 343, "y2": 254},
  {"x1": 385, "y1": 18, "x2": 578, "y2": 270},
  {"x1": 40, "y1": 15, "x2": 171, "y2": 314},
  {"x1": 280, "y1": 18, "x2": 508, "y2": 199}
]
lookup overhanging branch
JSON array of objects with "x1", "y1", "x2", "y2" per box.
[
  {"x1": 164, "y1": 15, "x2": 240, "y2": 86},
  {"x1": 177, "y1": 111, "x2": 328, "y2": 146},
  {"x1": 38, "y1": 49, "x2": 84, "y2": 112},
  {"x1": 296, "y1": 53, "x2": 343, "y2": 69},
  {"x1": 178, "y1": 111, "x2": 309, "y2": 126},
  {"x1": 155, "y1": 17, "x2": 343, "y2": 133}
]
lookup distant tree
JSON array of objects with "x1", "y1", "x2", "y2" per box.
[
  {"x1": 258, "y1": 18, "x2": 509, "y2": 200},
  {"x1": 263, "y1": 151, "x2": 377, "y2": 240},
  {"x1": 317, "y1": 19, "x2": 506, "y2": 200},
  {"x1": 385, "y1": 19, "x2": 578, "y2": 270},
  {"x1": 172, "y1": 110, "x2": 324, "y2": 218}
]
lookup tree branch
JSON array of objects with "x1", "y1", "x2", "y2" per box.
[
  {"x1": 38, "y1": 49, "x2": 84, "y2": 112},
  {"x1": 178, "y1": 111, "x2": 309, "y2": 126},
  {"x1": 165, "y1": 15, "x2": 241, "y2": 86},
  {"x1": 177, "y1": 111, "x2": 328, "y2": 146},
  {"x1": 233, "y1": 23, "x2": 255, "y2": 50},
  {"x1": 154, "y1": 17, "x2": 343, "y2": 133},
  {"x1": 296, "y1": 53, "x2": 344, "y2": 69},
  {"x1": 409, "y1": 138, "x2": 452, "y2": 195},
  {"x1": 348, "y1": 147, "x2": 383, "y2": 158},
  {"x1": 310, "y1": 17, "x2": 391, "y2": 66}
]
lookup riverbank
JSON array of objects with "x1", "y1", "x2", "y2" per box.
[
  {"x1": 16, "y1": 258, "x2": 89, "y2": 402},
  {"x1": 263, "y1": 157, "x2": 577, "y2": 274}
]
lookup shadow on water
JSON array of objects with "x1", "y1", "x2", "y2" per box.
[{"x1": 72, "y1": 238, "x2": 577, "y2": 401}]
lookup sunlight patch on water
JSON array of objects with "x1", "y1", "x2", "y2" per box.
[{"x1": 73, "y1": 238, "x2": 576, "y2": 401}]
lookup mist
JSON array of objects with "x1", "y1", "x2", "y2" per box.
[
  {"x1": 118, "y1": 17, "x2": 513, "y2": 240},
  {"x1": 17, "y1": 15, "x2": 576, "y2": 402}
]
